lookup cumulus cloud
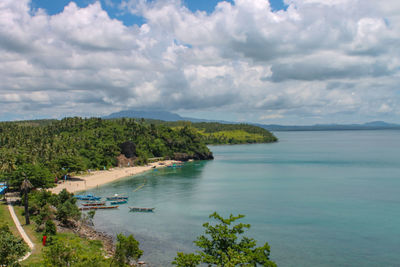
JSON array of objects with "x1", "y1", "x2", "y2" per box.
[{"x1": 0, "y1": 0, "x2": 399, "y2": 123}]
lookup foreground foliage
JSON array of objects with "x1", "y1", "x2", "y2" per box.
[
  {"x1": 112, "y1": 233, "x2": 143, "y2": 267},
  {"x1": 0, "y1": 224, "x2": 29, "y2": 266},
  {"x1": 42, "y1": 233, "x2": 108, "y2": 267},
  {"x1": 173, "y1": 212, "x2": 277, "y2": 267}
]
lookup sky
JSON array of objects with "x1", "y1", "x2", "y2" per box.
[{"x1": 0, "y1": 0, "x2": 399, "y2": 124}]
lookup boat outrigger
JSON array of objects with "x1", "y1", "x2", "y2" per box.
[
  {"x1": 129, "y1": 207, "x2": 155, "y2": 212},
  {"x1": 79, "y1": 205, "x2": 119, "y2": 211}
]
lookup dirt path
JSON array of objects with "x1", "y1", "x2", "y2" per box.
[{"x1": 6, "y1": 198, "x2": 34, "y2": 261}]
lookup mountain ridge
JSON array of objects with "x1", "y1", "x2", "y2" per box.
[{"x1": 104, "y1": 109, "x2": 400, "y2": 131}]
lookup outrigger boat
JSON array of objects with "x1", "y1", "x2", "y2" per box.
[
  {"x1": 74, "y1": 194, "x2": 101, "y2": 201},
  {"x1": 129, "y1": 207, "x2": 155, "y2": 212},
  {"x1": 79, "y1": 205, "x2": 119, "y2": 211},
  {"x1": 110, "y1": 200, "x2": 128, "y2": 205},
  {"x1": 106, "y1": 194, "x2": 128, "y2": 201},
  {"x1": 82, "y1": 202, "x2": 106, "y2": 206}
]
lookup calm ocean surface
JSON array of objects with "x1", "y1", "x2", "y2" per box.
[{"x1": 84, "y1": 130, "x2": 400, "y2": 266}]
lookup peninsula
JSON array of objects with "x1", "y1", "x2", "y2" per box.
[{"x1": 0, "y1": 117, "x2": 276, "y2": 190}]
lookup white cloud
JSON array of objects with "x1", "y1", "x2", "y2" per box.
[{"x1": 0, "y1": 0, "x2": 399, "y2": 123}]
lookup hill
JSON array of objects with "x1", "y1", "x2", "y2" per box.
[
  {"x1": 0, "y1": 117, "x2": 213, "y2": 182},
  {"x1": 150, "y1": 121, "x2": 278, "y2": 144},
  {"x1": 104, "y1": 109, "x2": 400, "y2": 131}
]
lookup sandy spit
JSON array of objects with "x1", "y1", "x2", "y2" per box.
[{"x1": 49, "y1": 160, "x2": 180, "y2": 194}]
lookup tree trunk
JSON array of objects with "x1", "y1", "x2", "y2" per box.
[{"x1": 24, "y1": 190, "x2": 30, "y2": 225}]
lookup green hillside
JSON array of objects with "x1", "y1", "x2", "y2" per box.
[
  {"x1": 0, "y1": 117, "x2": 212, "y2": 184},
  {"x1": 144, "y1": 120, "x2": 278, "y2": 145}
]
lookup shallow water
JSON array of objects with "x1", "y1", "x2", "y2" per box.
[{"x1": 84, "y1": 130, "x2": 400, "y2": 266}]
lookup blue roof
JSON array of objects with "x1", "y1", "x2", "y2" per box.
[{"x1": 0, "y1": 186, "x2": 7, "y2": 195}]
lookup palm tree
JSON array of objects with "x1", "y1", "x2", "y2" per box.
[{"x1": 21, "y1": 177, "x2": 33, "y2": 225}]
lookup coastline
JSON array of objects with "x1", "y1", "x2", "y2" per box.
[{"x1": 49, "y1": 160, "x2": 181, "y2": 194}]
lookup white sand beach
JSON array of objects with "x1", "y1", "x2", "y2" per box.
[{"x1": 50, "y1": 160, "x2": 180, "y2": 194}]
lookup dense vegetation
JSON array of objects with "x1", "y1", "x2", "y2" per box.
[
  {"x1": 0, "y1": 117, "x2": 213, "y2": 185},
  {"x1": 146, "y1": 120, "x2": 278, "y2": 144},
  {"x1": 4, "y1": 189, "x2": 142, "y2": 266},
  {"x1": 0, "y1": 117, "x2": 277, "y2": 190}
]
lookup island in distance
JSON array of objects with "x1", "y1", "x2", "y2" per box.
[{"x1": 104, "y1": 109, "x2": 400, "y2": 131}]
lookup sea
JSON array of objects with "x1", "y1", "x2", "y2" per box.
[{"x1": 83, "y1": 130, "x2": 400, "y2": 266}]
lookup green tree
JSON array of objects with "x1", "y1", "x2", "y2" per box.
[
  {"x1": 21, "y1": 178, "x2": 33, "y2": 225},
  {"x1": 172, "y1": 252, "x2": 201, "y2": 267},
  {"x1": 44, "y1": 220, "x2": 57, "y2": 236},
  {"x1": 56, "y1": 200, "x2": 80, "y2": 225},
  {"x1": 56, "y1": 189, "x2": 80, "y2": 225},
  {"x1": 10, "y1": 163, "x2": 54, "y2": 189},
  {"x1": 112, "y1": 233, "x2": 143, "y2": 267},
  {"x1": 55, "y1": 155, "x2": 87, "y2": 173},
  {"x1": 0, "y1": 224, "x2": 29, "y2": 266},
  {"x1": 173, "y1": 212, "x2": 276, "y2": 267}
]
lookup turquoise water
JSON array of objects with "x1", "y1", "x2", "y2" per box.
[{"x1": 84, "y1": 130, "x2": 400, "y2": 266}]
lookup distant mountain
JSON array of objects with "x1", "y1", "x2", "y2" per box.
[
  {"x1": 104, "y1": 109, "x2": 400, "y2": 131},
  {"x1": 257, "y1": 121, "x2": 400, "y2": 131},
  {"x1": 363, "y1": 121, "x2": 398, "y2": 127},
  {"x1": 103, "y1": 109, "x2": 233, "y2": 124}
]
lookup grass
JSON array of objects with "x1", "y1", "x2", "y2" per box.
[
  {"x1": 171, "y1": 126, "x2": 276, "y2": 144},
  {"x1": 13, "y1": 205, "x2": 44, "y2": 266},
  {"x1": 0, "y1": 199, "x2": 42, "y2": 266},
  {"x1": 13, "y1": 205, "x2": 110, "y2": 266},
  {"x1": 1, "y1": 194, "x2": 111, "y2": 266},
  {"x1": 199, "y1": 129, "x2": 270, "y2": 144},
  {"x1": 0, "y1": 199, "x2": 20, "y2": 237}
]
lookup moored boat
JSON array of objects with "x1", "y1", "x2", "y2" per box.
[
  {"x1": 82, "y1": 202, "x2": 106, "y2": 206},
  {"x1": 74, "y1": 194, "x2": 101, "y2": 201},
  {"x1": 129, "y1": 207, "x2": 155, "y2": 212},
  {"x1": 80, "y1": 196, "x2": 101, "y2": 201},
  {"x1": 110, "y1": 200, "x2": 128, "y2": 205},
  {"x1": 79, "y1": 205, "x2": 119, "y2": 211},
  {"x1": 106, "y1": 194, "x2": 128, "y2": 200}
]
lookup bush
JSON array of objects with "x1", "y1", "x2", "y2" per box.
[
  {"x1": 56, "y1": 200, "x2": 80, "y2": 225},
  {"x1": 44, "y1": 220, "x2": 57, "y2": 236},
  {"x1": 0, "y1": 224, "x2": 29, "y2": 266},
  {"x1": 112, "y1": 234, "x2": 143, "y2": 266},
  {"x1": 42, "y1": 234, "x2": 108, "y2": 267}
]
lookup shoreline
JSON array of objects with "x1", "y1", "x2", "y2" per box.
[{"x1": 49, "y1": 160, "x2": 181, "y2": 194}]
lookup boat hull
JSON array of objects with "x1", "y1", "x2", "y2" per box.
[
  {"x1": 106, "y1": 196, "x2": 128, "y2": 200},
  {"x1": 129, "y1": 207, "x2": 154, "y2": 212},
  {"x1": 110, "y1": 200, "x2": 127, "y2": 205},
  {"x1": 82, "y1": 202, "x2": 106, "y2": 206},
  {"x1": 79, "y1": 205, "x2": 119, "y2": 210}
]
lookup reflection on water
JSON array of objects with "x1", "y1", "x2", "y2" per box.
[{"x1": 85, "y1": 161, "x2": 212, "y2": 265}]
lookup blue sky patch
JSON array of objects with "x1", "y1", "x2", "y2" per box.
[{"x1": 30, "y1": 0, "x2": 288, "y2": 26}]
